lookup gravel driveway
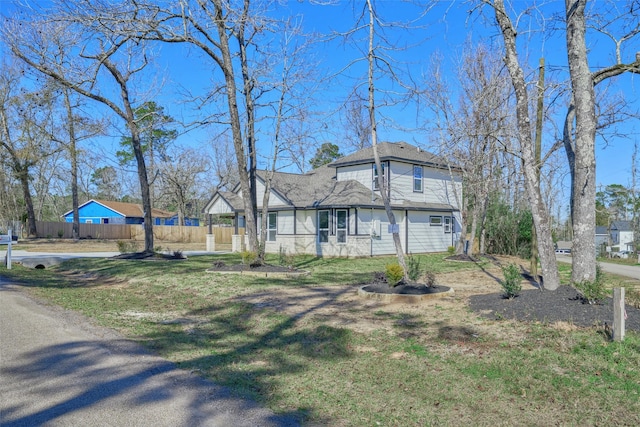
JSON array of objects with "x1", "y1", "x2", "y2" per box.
[{"x1": 0, "y1": 279, "x2": 299, "y2": 427}]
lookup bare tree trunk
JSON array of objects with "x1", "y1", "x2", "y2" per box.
[
  {"x1": 531, "y1": 58, "x2": 545, "y2": 278},
  {"x1": 212, "y1": 0, "x2": 258, "y2": 253},
  {"x1": 492, "y1": 0, "x2": 561, "y2": 290},
  {"x1": 565, "y1": 0, "x2": 597, "y2": 282},
  {"x1": 366, "y1": 0, "x2": 407, "y2": 278},
  {"x1": 17, "y1": 167, "x2": 37, "y2": 237}
]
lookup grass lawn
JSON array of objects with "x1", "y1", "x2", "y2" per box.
[{"x1": 3, "y1": 253, "x2": 639, "y2": 426}]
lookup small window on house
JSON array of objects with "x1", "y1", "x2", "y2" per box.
[
  {"x1": 318, "y1": 210, "x2": 329, "y2": 243},
  {"x1": 336, "y1": 210, "x2": 347, "y2": 244},
  {"x1": 85, "y1": 219, "x2": 93, "y2": 224},
  {"x1": 430, "y1": 216, "x2": 442, "y2": 226},
  {"x1": 372, "y1": 163, "x2": 387, "y2": 191},
  {"x1": 413, "y1": 165, "x2": 423, "y2": 192},
  {"x1": 268, "y1": 212, "x2": 277, "y2": 241},
  {"x1": 444, "y1": 216, "x2": 452, "y2": 233}
]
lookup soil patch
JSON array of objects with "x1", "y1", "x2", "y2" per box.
[{"x1": 469, "y1": 285, "x2": 640, "y2": 331}]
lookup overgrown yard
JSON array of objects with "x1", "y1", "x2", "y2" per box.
[{"x1": 3, "y1": 252, "x2": 640, "y2": 426}]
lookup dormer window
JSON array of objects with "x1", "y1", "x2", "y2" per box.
[{"x1": 413, "y1": 165, "x2": 423, "y2": 192}]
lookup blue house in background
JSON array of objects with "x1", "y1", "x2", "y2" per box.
[
  {"x1": 62, "y1": 199, "x2": 199, "y2": 226},
  {"x1": 154, "y1": 215, "x2": 200, "y2": 226}
]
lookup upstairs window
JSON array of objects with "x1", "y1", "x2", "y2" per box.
[
  {"x1": 413, "y1": 165, "x2": 423, "y2": 192},
  {"x1": 372, "y1": 163, "x2": 387, "y2": 191}
]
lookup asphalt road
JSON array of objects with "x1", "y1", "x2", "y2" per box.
[
  {"x1": 556, "y1": 255, "x2": 640, "y2": 280},
  {"x1": 0, "y1": 280, "x2": 299, "y2": 427}
]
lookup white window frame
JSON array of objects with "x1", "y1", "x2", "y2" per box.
[
  {"x1": 444, "y1": 216, "x2": 452, "y2": 233},
  {"x1": 318, "y1": 210, "x2": 330, "y2": 243},
  {"x1": 413, "y1": 165, "x2": 423, "y2": 192},
  {"x1": 85, "y1": 219, "x2": 93, "y2": 224},
  {"x1": 429, "y1": 216, "x2": 442, "y2": 226},
  {"x1": 336, "y1": 209, "x2": 348, "y2": 244},
  {"x1": 372, "y1": 162, "x2": 387, "y2": 191},
  {"x1": 268, "y1": 212, "x2": 277, "y2": 242}
]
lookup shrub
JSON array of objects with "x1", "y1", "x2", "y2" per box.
[
  {"x1": 500, "y1": 263, "x2": 522, "y2": 299},
  {"x1": 385, "y1": 263, "x2": 405, "y2": 287},
  {"x1": 240, "y1": 250, "x2": 258, "y2": 265},
  {"x1": 447, "y1": 246, "x2": 456, "y2": 256},
  {"x1": 172, "y1": 250, "x2": 185, "y2": 259},
  {"x1": 57, "y1": 229, "x2": 64, "y2": 238},
  {"x1": 574, "y1": 264, "x2": 608, "y2": 304},
  {"x1": 406, "y1": 253, "x2": 421, "y2": 281},
  {"x1": 278, "y1": 245, "x2": 295, "y2": 267},
  {"x1": 423, "y1": 270, "x2": 437, "y2": 287},
  {"x1": 626, "y1": 288, "x2": 640, "y2": 309},
  {"x1": 117, "y1": 240, "x2": 139, "y2": 254}
]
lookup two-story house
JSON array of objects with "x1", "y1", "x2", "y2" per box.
[
  {"x1": 610, "y1": 220, "x2": 635, "y2": 252},
  {"x1": 203, "y1": 142, "x2": 462, "y2": 257}
]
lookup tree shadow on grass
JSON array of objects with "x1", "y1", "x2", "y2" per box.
[{"x1": 0, "y1": 281, "x2": 305, "y2": 427}]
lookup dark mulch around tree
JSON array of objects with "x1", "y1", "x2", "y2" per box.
[
  {"x1": 112, "y1": 252, "x2": 187, "y2": 260},
  {"x1": 469, "y1": 285, "x2": 640, "y2": 332},
  {"x1": 360, "y1": 272, "x2": 451, "y2": 295},
  {"x1": 362, "y1": 282, "x2": 451, "y2": 295}
]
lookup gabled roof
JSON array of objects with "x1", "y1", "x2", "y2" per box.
[
  {"x1": 219, "y1": 165, "x2": 456, "y2": 212},
  {"x1": 611, "y1": 220, "x2": 633, "y2": 232},
  {"x1": 63, "y1": 199, "x2": 174, "y2": 218},
  {"x1": 328, "y1": 141, "x2": 454, "y2": 169}
]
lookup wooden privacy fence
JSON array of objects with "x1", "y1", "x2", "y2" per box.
[
  {"x1": 130, "y1": 224, "x2": 208, "y2": 243},
  {"x1": 36, "y1": 221, "x2": 209, "y2": 243},
  {"x1": 212, "y1": 227, "x2": 244, "y2": 246},
  {"x1": 36, "y1": 221, "x2": 131, "y2": 240}
]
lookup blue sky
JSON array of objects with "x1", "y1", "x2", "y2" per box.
[
  {"x1": 1, "y1": 0, "x2": 638, "y2": 191},
  {"x1": 148, "y1": 0, "x2": 638, "y2": 188}
]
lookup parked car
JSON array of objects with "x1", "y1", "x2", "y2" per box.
[
  {"x1": 555, "y1": 249, "x2": 571, "y2": 255},
  {"x1": 612, "y1": 250, "x2": 631, "y2": 259}
]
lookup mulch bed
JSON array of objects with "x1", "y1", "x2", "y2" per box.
[
  {"x1": 469, "y1": 285, "x2": 640, "y2": 332},
  {"x1": 361, "y1": 282, "x2": 451, "y2": 295}
]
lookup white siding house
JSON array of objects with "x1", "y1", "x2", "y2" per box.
[{"x1": 203, "y1": 142, "x2": 462, "y2": 257}]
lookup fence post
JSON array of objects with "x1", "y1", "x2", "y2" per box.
[{"x1": 613, "y1": 287, "x2": 625, "y2": 342}]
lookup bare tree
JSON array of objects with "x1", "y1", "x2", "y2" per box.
[
  {"x1": 563, "y1": 0, "x2": 640, "y2": 283},
  {"x1": 489, "y1": 0, "x2": 562, "y2": 290},
  {"x1": 157, "y1": 147, "x2": 208, "y2": 226},
  {"x1": 342, "y1": 88, "x2": 372, "y2": 153},
  {"x1": 423, "y1": 43, "x2": 515, "y2": 257},
  {"x1": 3, "y1": 4, "x2": 159, "y2": 252},
  {"x1": 365, "y1": 0, "x2": 408, "y2": 277},
  {"x1": 0, "y1": 60, "x2": 62, "y2": 237}
]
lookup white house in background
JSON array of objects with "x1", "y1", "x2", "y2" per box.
[
  {"x1": 203, "y1": 141, "x2": 462, "y2": 257},
  {"x1": 610, "y1": 220, "x2": 635, "y2": 252}
]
